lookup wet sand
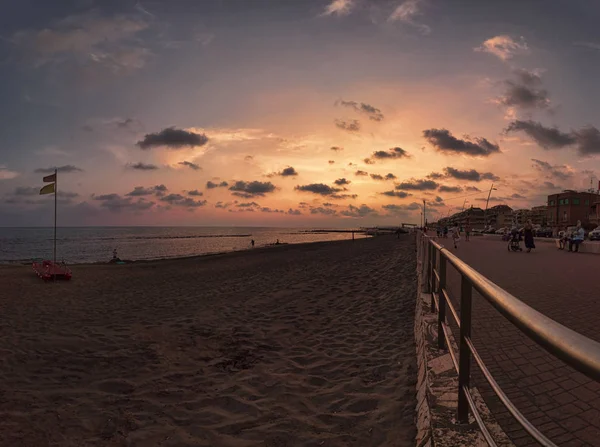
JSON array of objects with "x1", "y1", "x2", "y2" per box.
[{"x1": 0, "y1": 235, "x2": 417, "y2": 447}]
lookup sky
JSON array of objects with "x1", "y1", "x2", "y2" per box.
[{"x1": 2, "y1": 0, "x2": 600, "y2": 227}]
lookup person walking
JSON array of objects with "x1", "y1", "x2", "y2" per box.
[
  {"x1": 558, "y1": 228, "x2": 567, "y2": 250},
  {"x1": 523, "y1": 219, "x2": 536, "y2": 253},
  {"x1": 451, "y1": 225, "x2": 460, "y2": 249},
  {"x1": 465, "y1": 221, "x2": 471, "y2": 242},
  {"x1": 569, "y1": 221, "x2": 585, "y2": 252}
]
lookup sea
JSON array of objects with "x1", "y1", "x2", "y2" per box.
[{"x1": 0, "y1": 227, "x2": 368, "y2": 264}]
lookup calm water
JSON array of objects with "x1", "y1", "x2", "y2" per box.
[{"x1": 0, "y1": 227, "x2": 367, "y2": 264}]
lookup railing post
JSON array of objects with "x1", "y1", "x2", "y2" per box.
[
  {"x1": 424, "y1": 239, "x2": 431, "y2": 294},
  {"x1": 430, "y1": 246, "x2": 437, "y2": 312},
  {"x1": 457, "y1": 275, "x2": 473, "y2": 423},
  {"x1": 437, "y1": 254, "x2": 447, "y2": 350}
]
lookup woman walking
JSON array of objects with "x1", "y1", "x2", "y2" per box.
[{"x1": 523, "y1": 219, "x2": 536, "y2": 253}]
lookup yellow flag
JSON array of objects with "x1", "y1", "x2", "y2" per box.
[{"x1": 40, "y1": 183, "x2": 55, "y2": 195}]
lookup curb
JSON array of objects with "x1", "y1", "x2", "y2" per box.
[{"x1": 414, "y1": 268, "x2": 514, "y2": 446}]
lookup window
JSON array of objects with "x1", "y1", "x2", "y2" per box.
[
  {"x1": 559, "y1": 199, "x2": 564, "y2": 205},
  {"x1": 573, "y1": 199, "x2": 580, "y2": 205},
  {"x1": 549, "y1": 200, "x2": 555, "y2": 206},
  {"x1": 585, "y1": 200, "x2": 590, "y2": 205},
  {"x1": 565, "y1": 199, "x2": 569, "y2": 205}
]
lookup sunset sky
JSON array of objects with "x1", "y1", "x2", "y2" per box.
[{"x1": 2, "y1": 0, "x2": 600, "y2": 226}]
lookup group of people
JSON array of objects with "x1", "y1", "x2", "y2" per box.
[
  {"x1": 558, "y1": 220, "x2": 586, "y2": 252},
  {"x1": 435, "y1": 223, "x2": 472, "y2": 249}
]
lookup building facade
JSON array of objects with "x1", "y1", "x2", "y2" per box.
[{"x1": 547, "y1": 190, "x2": 600, "y2": 229}]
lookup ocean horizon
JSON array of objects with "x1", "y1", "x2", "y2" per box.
[{"x1": 0, "y1": 226, "x2": 369, "y2": 264}]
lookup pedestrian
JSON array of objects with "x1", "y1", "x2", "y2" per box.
[
  {"x1": 568, "y1": 220, "x2": 585, "y2": 252},
  {"x1": 465, "y1": 222, "x2": 471, "y2": 242},
  {"x1": 523, "y1": 219, "x2": 536, "y2": 253},
  {"x1": 251, "y1": 239, "x2": 255, "y2": 248},
  {"x1": 113, "y1": 248, "x2": 118, "y2": 260},
  {"x1": 558, "y1": 228, "x2": 566, "y2": 250},
  {"x1": 451, "y1": 225, "x2": 460, "y2": 249}
]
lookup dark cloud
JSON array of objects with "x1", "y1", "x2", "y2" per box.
[
  {"x1": 427, "y1": 172, "x2": 444, "y2": 179},
  {"x1": 499, "y1": 71, "x2": 550, "y2": 110},
  {"x1": 385, "y1": 173, "x2": 397, "y2": 180},
  {"x1": 368, "y1": 147, "x2": 409, "y2": 162},
  {"x1": 328, "y1": 160, "x2": 335, "y2": 164},
  {"x1": 229, "y1": 180, "x2": 277, "y2": 197},
  {"x1": 160, "y1": 193, "x2": 207, "y2": 207},
  {"x1": 310, "y1": 207, "x2": 337, "y2": 216},
  {"x1": 279, "y1": 167, "x2": 298, "y2": 176},
  {"x1": 466, "y1": 186, "x2": 482, "y2": 192},
  {"x1": 34, "y1": 165, "x2": 83, "y2": 174},
  {"x1": 206, "y1": 180, "x2": 229, "y2": 189},
  {"x1": 244, "y1": 155, "x2": 254, "y2": 161},
  {"x1": 531, "y1": 159, "x2": 573, "y2": 181},
  {"x1": 137, "y1": 127, "x2": 209, "y2": 149},
  {"x1": 573, "y1": 126, "x2": 600, "y2": 155},
  {"x1": 444, "y1": 167, "x2": 499, "y2": 182},
  {"x1": 259, "y1": 207, "x2": 284, "y2": 214},
  {"x1": 370, "y1": 174, "x2": 384, "y2": 180},
  {"x1": 334, "y1": 178, "x2": 351, "y2": 186},
  {"x1": 287, "y1": 208, "x2": 302, "y2": 215},
  {"x1": 116, "y1": 118, "x2": 135, "y2": 128},
  {"x1": 364, "y1": 158, "x2": 375, "y2": 165},
  {"x1": 543, "y1": 181, "x2": 561, "y2": 190},
  {"x1": 381, "y1": 190, "x2": 412, "y2": 198},
  {"x1": 14, "y1": 186, "x2": 40, "y2": 196},
  {"x1": 438, "y1": 185, "x2": 463, "y2": 193},
  {"x1": 511, "y1": 193, "x2": 526, "y2": 199},
  {"x1": 126, "y1": 185, "x2": 168, "y2": 196},
  {"x1": 505, "y1": 120, "x2": 575, "y2": 149},
  {"x1": 215, "y1": 201, "x2": 233, "y2": 209},
  {"x1": 435, "y1": 196, "x2": 444, "y2": 202},
  {"x1": 331, "y1": 193, "x2": 358, "y2": 199},
  {"x1": 178, "y1": 161, "x2": 201, "y2": 170},
  {"x1": 236, "y1": 202, "x2": 260, "y2": 208},
  {"x1": 295, "y1": 183, "x2": 341, "y2": 196},
  {"x1": 334, "y1": 119, "x2": 360, "y2": 132},
  {"x1": 423, "y1": 129, "x2": 500, "y2": 157},
  {"x1": 382, "y1": 203, "x2": 421, "y2": 215},
  {"x1": 396, "y1": 179, "x2": 439, "y2": 191},
  {"x1": 94, "y1": 194, "x2": 155, "y2": 212},
  {"x1": 128, "y1": 162, "x2": 159, "y2": 170},
  {"x1": 337, "y1": 100, "x2": 384, "y2": 121},
  {"x1": 331, "y1": 146, "x2": 343, "y2": 152},
  {"x1": 340, "y1": 204, "x2": 378, "y2": 217},
  {"x1": 355, "y1": 170, "x2": 369, "y2": 176},
  {"x1": 187, "y1": 190, "x2": 203, "y2": 196}
]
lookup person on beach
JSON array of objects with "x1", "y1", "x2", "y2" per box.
[
  {"x1": 251, "y1": 239, "x2": 255, "y2": 248},
  {"x1": 523, "y1": 219, "x2": 536, "y2": 253},
  {"x1": 569, "y1": 221, "x2": 585, "y2": 252},
  {"x1": 451, "y1": 225, "x2": 460, "y2": 249},
  {"x1": 113, "y1": 248, "x2": 118, "y2": 260}
]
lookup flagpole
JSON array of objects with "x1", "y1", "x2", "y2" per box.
[{"x1": 54, "y1": 168, "x2": 57, "y2": 275}]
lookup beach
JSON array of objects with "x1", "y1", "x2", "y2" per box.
[{"x1": 0, "y1": 235, "x2": 417, "y2": 447}]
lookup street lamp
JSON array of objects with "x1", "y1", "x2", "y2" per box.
[{"x1": 484, "y1": 184, "x2": 498, "y2": 228}]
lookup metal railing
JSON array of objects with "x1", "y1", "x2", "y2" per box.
[{"x1": 416, "y1": 231, "x2": 600, "y2": 447}]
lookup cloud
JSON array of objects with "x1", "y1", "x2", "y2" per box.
[
  {"x1": 475, "y1": 35, "x2": 529, "y2": 61},
  {"x1": 94, "y1": 194, "x2": 154, "y2": 212},
  {"x1": 328, "y1": 160, "x2": 335, "y2": 164},
  {"x1": 206, "y1": 180, "x2": 229, "y2": 189},
  {"x1": 423, "y1": 128, "x2": 500, "y2": 157},
  {"x1": 331, "y1": 146, "x2": 344, "y2": 151},
  {"x1": 334, "y1": 178, "x2": 351, "y2": 186},
  {"x1": 334, "y1": 119, "x2": 360, "y2": 132},
  {"x1": 511, "y1": 193, "x2": 526, "y2": 199},
  {"x1": 388, "y1": 0, "x2": 431, "y2": 35},
  {"x1": 382, "y1": 203, "x2": 421, "y2": 215},
  {"x1": 427, "y1": 172, "x2": 444, "y2": 179},
  {"x1": 572, "y1": 126, "x2": 600, "y2": 155},
  {"x1": 396, "y1": 179, "x2": 439, "y2": 190},
  {"x1": 443, "y1": 167, "x2": 499, "y2": 182},
  {"x1": 187, "y1": 190, "x2": 203, "y2": 196},
  {"x1": 574, "y1": 41, "x2": 600, "y2": 51},
  {"x1": 341, "y1": 204, "x2": 378, "y2": 217},
  {"x1": 370, "y1": 174, "x2": 384, "y2": 181},
  {"x1": 34, "y1": 165, "x2": 83, "y2": 174},
  {"x1": 287, "y1": 208, "x2": 302, "y2": 215},
  {"x1": 12, "y1": 12, "x2": 151, "y2": 73},
  {"x1": 178, "y1": 161, "x2": 201, "y2": 170},
  {"x1": 236, "y1": 202, "x2": 260, "y2": 208},
  {"x1": 385, "y1": 173, "x2": 397, "y2": 180},
  {"x1": 279, "y1": 166, "x2": 298, "y2": 176},
  {"x1": 215, "y1": 201, "x2": 233, "y2": 209},
  {"x1": 321, "y1": 0, "x2": 353, "y2": 16},
  {"x1": 160, "y1": 193, "x2": 207, "y2": 207},
  {"x1": 505, "y1": 120, "x2": 575, "y2": 149},
  {"x1": 14, "y1": 186, "x2": 40, "y2": 196},
  {"x1": 438, "y1": 185, "x2": 463, "y2": 193},
  {"x1": 336, "y1": 100, "x2": 384, "y2": 121},
  {"x1": 381, "y1": 190, "x2": 412, "y2": 199},
  {"x1": 126, "y1": 185, "x2": 168, "y2": 196},
  {"x1": 128, "y1": 162, "x2": 158, "y2": 170},
  {"x1": 355, "y1": 170, "x2": 369, "y2": 176},
  {"x1": 310, "y1": 206, "x2": 338, "y2": 216},
  {"x1": 531, "y1": 159, "x2": 573, "y2": 181},
  {"x1": 0, "y1": 166, "x2": 19, "y2": 180},
  {"x1": 229, "y1": 180, "x2": 277, "y2": 197},
  {"x1": 295, "y1": 183, "x2": 341, "y2": 196},
  {"x1": 137, "y1": 127, "x2": 209, "y2": 149},
  {"x1": 497, "y1": 70, "x2": 550, "y2": 110},
  {"x1": 466, "y1": 186, "x2": 482, "y2": 192},
  {"x1": 365, "y1": 147, "x2": 410, "y2": 163}
]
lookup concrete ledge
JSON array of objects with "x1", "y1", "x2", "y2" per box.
[
  {"x1": 553, "y1": 239, "x2": 600, "y2": 254},
  {"x1": 414, "y1": 261, "x2": 514, "y2": 446}
]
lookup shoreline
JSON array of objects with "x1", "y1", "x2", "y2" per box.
[{"x1": 0, "y1": 234, "x2": 377, "y2": 268}]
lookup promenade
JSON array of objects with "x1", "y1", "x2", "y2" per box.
[{"x1": 437, "y1": 235, "x2": 600, "y2": 447}]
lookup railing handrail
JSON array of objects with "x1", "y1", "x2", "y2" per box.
[
  {"x1": 417, "y1": 231, "x2": 600, "y2": 446},
  {"x1": 429, "y1": 237, "x2": 600, "y2": 381}
]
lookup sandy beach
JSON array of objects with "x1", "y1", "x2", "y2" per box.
[{"x1": 0, "y1": 235, "x2": 417, "y2": 447}]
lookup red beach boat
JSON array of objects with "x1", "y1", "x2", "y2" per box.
[{"x1": 32, "y1": 260, "x2": 72, "y2": 281}]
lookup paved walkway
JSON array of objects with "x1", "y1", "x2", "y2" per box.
[{"x1": 435, "y1": 235, "x2": 600, "y2": 447}]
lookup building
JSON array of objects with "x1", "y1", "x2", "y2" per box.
[
  {"x1": 433, "y1": 207, "x2": 485, "y2": 228},
  {"x1": 547, "y1": 190, "x2": 600, "y2": 229},
  {"x1": 485, "y1": 205, "x2": 513, "y2": 228},
  {"x1": 514, "y1": 206, "x2": 548, "y2": 226}
]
